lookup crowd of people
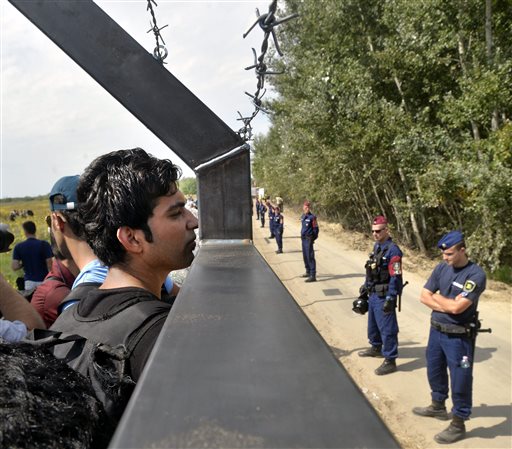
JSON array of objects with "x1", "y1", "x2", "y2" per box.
[{"x1": 254, "y1": 194, "x2": 487, "y2": 445}]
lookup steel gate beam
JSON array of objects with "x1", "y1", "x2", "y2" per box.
[
  {"x1": 110, "y1": 243, "x2": 400, "y2": 449},
  {"x1": 197, "y1": 147, "x2": 252, "y2": 240}
]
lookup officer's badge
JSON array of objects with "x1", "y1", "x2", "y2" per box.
[{"x1": 463, "y1": 280, "x2": 476, "y2": 293}]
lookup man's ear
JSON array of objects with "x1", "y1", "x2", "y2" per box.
[
  {"x1": 53, "y1": 213, "x2": 66, "y2": 232},
  {"x1": 117, "y1": 226, "x2": 144, "y2": 254}
]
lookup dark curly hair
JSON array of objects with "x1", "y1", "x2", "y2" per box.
[{"x1": 77, "y1": 148, "x2": 181, "y2": 266}]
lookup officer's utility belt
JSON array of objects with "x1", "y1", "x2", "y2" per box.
[
  {"x1": 370, "y1": 283, "x2": 388, "y2": 297},
  {"x1": 430, "y1": 319, "x2": 471, "y2": 337}
]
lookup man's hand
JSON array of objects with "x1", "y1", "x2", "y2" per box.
[{"x1": 383, "y1": 296, "x2": 395, "y2": 314}]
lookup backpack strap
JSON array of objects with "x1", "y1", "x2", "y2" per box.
[{"x1": 58, "y1": 282, "x2": 101, "y2": 314}]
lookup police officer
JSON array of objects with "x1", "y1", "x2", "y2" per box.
[
  {"x1": 413, "y1": 231, "x2": 486, "y2": 444},
  {"x1": 259, "y1": 201, "x2": 267, "y2": 228},
  {"x1": 255, "y1": 198, "x2": 260, "y2": 220},
  {"x1": 300, "y1": 201, "x2": 319, "y2": 283},
  {"x1": 267, "y1": 200, "x2": 276, "y2": 239},
  {"x1": 358, "y1": 216, "x2": 403, "y2": 376},
  {"x1": 273, "y1": 206, "x2": 284, "y2": 254}
]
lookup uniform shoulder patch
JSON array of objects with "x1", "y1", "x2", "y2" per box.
[
  {"x1": 463, "y1": 280, "x2": 476, "y2": 293},
  {"x1": 389, "y1": 255, "x2": 402, "y2": 276}
]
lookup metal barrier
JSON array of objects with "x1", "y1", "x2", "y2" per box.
[{"x1": 8, "y1": 1, "x2": 400, "y2": 447}]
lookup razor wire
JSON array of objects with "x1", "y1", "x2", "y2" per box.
[
  {"x1": 146, "y1": 0, "x2": 169, "y2": 63},
  {"x1": 142, "y1": 0, "x2": 296, "y2": 139},
  {"x1": 237, "y1": 0, "x2": 298, "y2": 141}
]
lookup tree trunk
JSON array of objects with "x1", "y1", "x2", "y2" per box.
[
  {"x1": 457, "y1": 34, "x2": 481, "y2": 140},
  {"x1": 486, "y1": 0, "x2": 500, "y2": 131},
  {"x1": 393, "y1": 76, "x2": 407, "y2": 111},
  {"x1": 349, "y1": 170, "x2": 372, "y2": 225},
  {"x1": 384, "y1": 182, "x2": 412, "y2": 245},
  {"x1": 368, "y1": 170, "x2": 387, "y2": 216},
  {"x1": 414, "y1": 179, "x2": 427, "y2": 234},
  {"x1": 398, "y1": 167, "x2": 427, "y2": 254}
]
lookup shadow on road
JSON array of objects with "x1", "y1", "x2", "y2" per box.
[
  {"x1": 467, "y1": 403, "x2": 512, "y2": 440},
  {"x1": 318, "y1": 273, "x2": 365, "y2": 282}
]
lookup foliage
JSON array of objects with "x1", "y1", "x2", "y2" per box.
[
  {"x1": 252, "y1": 0, "x2": 512, "y2": 277},
  {"x1": 179, "y1": 177, "x2": 197, "y2": 196}
]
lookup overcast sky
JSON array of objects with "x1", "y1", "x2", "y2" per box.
[{"x1": 0, "y1": 0, "x2": 273, "y2": 198}]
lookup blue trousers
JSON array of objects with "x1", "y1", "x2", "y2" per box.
[
  {"x1": 275, "y1": 228, "x2": 283, "y2": 250},
  {"x1": 269, "y1": 218, "x2": 275, "y2": 237},
  {"x1": 426, "y1": 327, "x2": 473, "y2": 418},
  {"x1": 260, "y1": 214, "x2": 265, "y2": 227},
  {"x1": 301, "y1": 237, "x2": 316, "y2": 276},
  {"x1": 367, "y1": 293, "x2": 399, "y2": 359}
]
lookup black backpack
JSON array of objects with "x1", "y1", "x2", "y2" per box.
[{"x1": 45, "y1": 292, "x2": 172, "y2": 422}]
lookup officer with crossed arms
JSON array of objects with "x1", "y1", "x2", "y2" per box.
[{"x1": 413, "y1": 230, "x2": 486, "y2": 444}]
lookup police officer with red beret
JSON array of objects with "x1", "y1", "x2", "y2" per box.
[
  {"x1": 413, "y1": 231, "x2": 486, "y2": 444},
  {"x1": 358, "y1": 216, "x2": 403, "y2": 375}
]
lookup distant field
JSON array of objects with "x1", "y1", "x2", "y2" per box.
[{"x1": 0, "y1": 197, "x2": 50, "y2": 287}]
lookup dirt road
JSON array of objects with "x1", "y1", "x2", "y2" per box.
[{"x1": 252, "y1": 208, "x2": 511, "y2": 449}]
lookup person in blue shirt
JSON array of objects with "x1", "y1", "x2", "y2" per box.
[
  {"x1": 11, "y1": 221, "x2": 53, "y2": 290},
  {"x1": 1, "y1": 225, "x2": 44, "y2": 339},
  {"x1": 300, "y1": 201, "x2": 319, "y2": 283},
  {"x1": 273, "y1": 206, "x2": 284, "y2": 254},
  {"x1": 358, "y1": 216, "x2": 403, "y2": 376},
  {"x1": 413, "y1": 231, "x2": 486, "y2": 444}
]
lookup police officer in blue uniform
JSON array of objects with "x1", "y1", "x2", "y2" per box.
[
  {"x1": 267, "y1": 200, "x2": 276, "y2": 239},
  {"x1": 358, "y1": 216, "x2": 403, "y2": 376},
  {"x1": 300, "y1": 201, "x2": 319, "y2": 283},
  {"x1": 255, "y1": 198, "x2": 260, "y2": 220},
  {"x1": 273, "y1": 206, "x2": 284, "y2": 254},
  {"x1": 413, "y1": 231, "x2": 486, "y2": 444},
  {"x1": 259, "y1": 201, "x2": 267, "y2": 228}
]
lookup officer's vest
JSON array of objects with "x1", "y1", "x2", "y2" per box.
[
  {"x1": 34, "y1": 292, "x2": 172, "y2": 423},
  {"x1": 365, "y1": 246, "x2": 391, "y2": 296}
]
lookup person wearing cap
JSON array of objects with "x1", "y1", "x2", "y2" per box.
[
  {"x1": 300, "y1": 201, "x2": 319, "y2": 282},
  {"x1": 273, "y1": 206, "x2": 284, "y2": 254},
  {"x1": 259, "y1": 200, "x2": 267, "y2": 228},
  {"x1": 358, "y1": 215, "x2": 403, "y2": 375},
  {"x1": 413, "y1": 231, "x2": 486, "y2": 444},
  {"x1": 267, "y1": 199, "x2": 276, "y2": 239},
  {"x1": 11, "y1": 221, "x2": 53, "y2": 291},
  {"x1": 46, "y1": 176, "x2": 107, "y2": 296}
]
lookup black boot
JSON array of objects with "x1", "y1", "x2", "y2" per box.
[
  {"x1": 300, "y1": 273, "x2": 310, "y2": 278},
  {"x1": 375, "y1": 358, "x2": 397, "y2": 375},
  {"x1": 434, "y1": 416, "x2": 466, "y2": 444},
  {"x1": 358, "y1": 346, "x2": 383, "y2": 358},
  {"x1": 412, "y1": 400, "x2": 450, "y2": 420},
  {"x1": 305, "y1": 276, "x2": 316, "y2": 283}
]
